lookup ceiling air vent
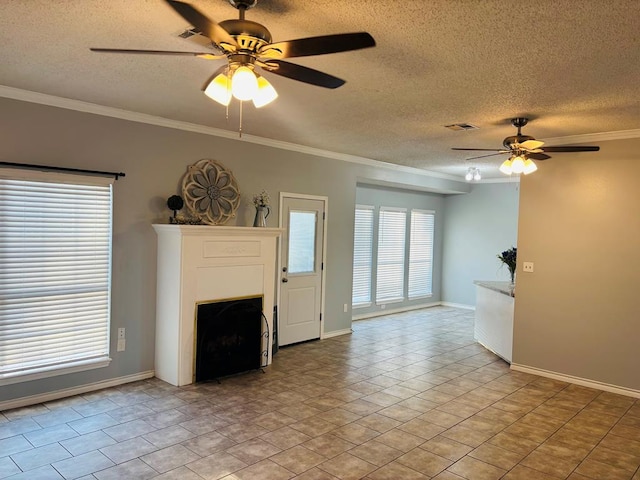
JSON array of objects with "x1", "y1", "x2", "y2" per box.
[
  {"x1": 444, "y1": 123, "x2": 479, "y2": 131},
  {"x1": 178, "y1": 28, "x2": 218, "y2": 50}
]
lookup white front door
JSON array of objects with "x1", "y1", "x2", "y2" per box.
[{"x1": 278, "y1": 194, "x2": 326, "y2": 346}]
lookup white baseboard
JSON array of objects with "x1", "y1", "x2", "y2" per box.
[
  {"x1": 352, "y1": 301, "x2": 442, "y2": 321},
  {"x1": 440, "y1": 301, "x2": 475, "y2": 311},
  {"x1": 322, "y1": 328, "x2": 352, "y2": 339},
  {"x1": 510, "y1": 364, "x2": 640, "y2": 399},
  {"x1": 0, "y1": 370, "x2": 155, "y2": 412}
]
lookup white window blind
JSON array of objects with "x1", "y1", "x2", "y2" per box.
[
  {"x1": 0, "y1": 171, "x2": 113, "y2": 384},
  {"x1": 376, "y1": 207, "x2": 406, "y2": 303},
  {"x1": 352, "y1": 205, "x2": 374, "y2": 306},
  {"x1": 408, "y1": 209, "x2": 435, "y2": 298}
]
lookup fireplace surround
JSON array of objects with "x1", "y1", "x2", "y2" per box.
[{"x1": 153, "y1": 225, "x2": 282, "y2": 386}]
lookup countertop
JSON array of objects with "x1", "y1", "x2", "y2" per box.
[{"x1": 474, "y1": 280, "x2": 515, "y2": 297}]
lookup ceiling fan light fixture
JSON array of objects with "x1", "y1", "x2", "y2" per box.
[
  {"x1": 465, "y1": 169, "x2": 473, "y2": 182},
  {"x1": 499, "y1": 158, "x2": 513, "y2": 175},
  {"x1": 511, "y1": 155, "x2": 526, "y2": 174},
  {"x1": 523, "y1": 158, "x2": 538, "y2": 175},
  {"x1": 231, "y1": 65, "x2": 258, "y2": 101},
  {"x1": 465, "y1": 167, "x2": 481, "y2": 182},
  {"x1": 204, "y1": 73, "x2": 232, "y2": 106},
  {"x1": 252, "y1": 75, "x2": 278, "y2": 108}
]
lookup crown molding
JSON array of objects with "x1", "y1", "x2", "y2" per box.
[{"x1": 0, "y1": 85, "x2": 463, "y2": 182}]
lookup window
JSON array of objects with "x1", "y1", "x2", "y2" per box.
[
  {"x1": 0, "y1": 170, "x2": 113, "y2": 385},
  {"x1": 376, "y1": 207, "x2": 406, "y2": 303},
  {"x1": 408, "y1": 209, "x2": 435, "y2": 298},
  {"x1": 288, "y1": 210, "x2": 317, "y2": 274},
  {"x1": 352, "y1": 205, "x2": 374, "y2": 306}
]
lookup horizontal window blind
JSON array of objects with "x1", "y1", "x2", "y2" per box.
[
  {"x1": 352, "y1": 206, "x2": 374, "y2": 306},
  {"x1": 376, "y1": 207, "x2": 406, "y2": 303},
  {"x1": 408, "y1": 210, "x2": 435, "y2": 298},
  {"x1": 0, "y1": 174, "x2": 112, "y2": 382}
]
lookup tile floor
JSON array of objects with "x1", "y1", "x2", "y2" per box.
[{"x1": 1, "y1": 306, "x2": 639, "y2": 480}]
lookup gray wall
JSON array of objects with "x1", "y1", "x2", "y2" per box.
[
  {"x1": 0, "y1": 97, "x2": 469, "y2": 403},
  {"x1": 353, "y1": 184, "x2": 445, "y2": 317},
  {"x1": 441, "y1": 183, "x2": 520, "y2": 306},
  {"x1": 513, "y1": 138, "x2": 640, "y2": 391}
]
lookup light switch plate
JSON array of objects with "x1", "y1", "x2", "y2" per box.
[{"x1": 523, "y1": 262, "x2": 534, "y2": 272}]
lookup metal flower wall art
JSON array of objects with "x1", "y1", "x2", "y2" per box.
[{"x1": 181, "y1": 159, "x2": 240, "y2": 225}]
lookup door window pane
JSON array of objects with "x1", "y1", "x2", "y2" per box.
[{"x1": 288, "y1": 211, "x2": 316, "y2": 274}]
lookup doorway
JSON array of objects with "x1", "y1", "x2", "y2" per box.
[{"x1": 278, "y1": 193, "x2": 327, "y2": 346}]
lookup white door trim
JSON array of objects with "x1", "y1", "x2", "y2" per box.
[{"x1": 279, "y1": 192, "x2": 328, "y2": 339}]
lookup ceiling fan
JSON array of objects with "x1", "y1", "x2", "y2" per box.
[
  {"x1": 452, "y1": 118, "x2": 600, "y2": 175},
  {"x1": 91, "y1": 0, "x2": 376, "y2": 109}
]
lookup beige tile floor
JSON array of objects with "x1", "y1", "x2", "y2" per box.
[{"x1": 1, "y1": 306, "x2": 639, "y2": 479}]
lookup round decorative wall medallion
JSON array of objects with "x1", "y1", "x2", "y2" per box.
[{"x1": 181, "y1": 159, "x2": 240, "y2": 225}]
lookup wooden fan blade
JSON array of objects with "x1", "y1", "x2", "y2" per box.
[
  {"x1": 90, "y1": 48, "x2": 224, "y2": 60},
  {"x1": 260, "y1": 60, "x2": 345, "y2": 89},
  {"x1": 528, "y1": 153, "x2": 552, "y2": 161},
  {"x1": 259, "y1": 32, "x2": 375, "y2": 59},
  {"x1": 451, "y1": 148, "x2": 503, "y2": 152},
  {"x1": 165, "y1": 0, "x2": 237, "y2": 47},
  {"x1": 465, "y1": 152, "x2": 509, "y2": 161},
  {"x1": 542, "y1": 146, "x2": 600, "y2": 152},
  {"x1": 520, "y1": 140, "x2": 544, "y2": 150}
]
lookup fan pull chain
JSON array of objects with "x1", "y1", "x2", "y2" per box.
[{"x1": 239, "y1": 100, "x2": 243, "y2": 138}]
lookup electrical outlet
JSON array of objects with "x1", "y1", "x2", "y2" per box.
[
  {"x1": 381, "y1": 304, "x2": 386, "y2": 310},
  {"x1": 523, "y1": 262, "x2": 534, "y2": 272},
  {"x1": 343, "y1": 303, "x2": 348, "y2": 313},
  {"x1": 117, "y1": 339, "x2": 126, "y2": 352},
  {"x1": 117, "y1": 328, "x2": 125, "y2": 339}
]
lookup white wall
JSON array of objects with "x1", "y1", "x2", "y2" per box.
[{"x1": 442, "y1": 182, "x2": 520, "y2": 307}]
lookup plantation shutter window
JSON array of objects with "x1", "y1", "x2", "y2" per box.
[
  {"x1": 0, "y1": 169, "x2": 113, "y2": 385},
  {"x1": 352, "y1": 205, "x2": 374, "y2": 306},
  {"x1": 376, "y1": 207, "x2": 406, "y2": 304},
  {"x1": 408, "y1": 209, "x2": 435, "y2": 298}
]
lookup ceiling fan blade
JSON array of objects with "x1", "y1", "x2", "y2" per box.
[
  {"x1": 165, "y1": 0, "x2": 237, "y2": 47},
  {"x1": 260, "y1": 60, "x2": 345, "y2": 89},
  {"x1": 520, "y1": 140, "x2": 544, "y2": 150},
  {"x1": 90, "y1": 48, "x2": 224, "y2": 60},
  {"x1": 541, "y1": 145, "x2": 600, "y2": 152},
  {"x1": 465, "y1": 152, "x2": 509, "y2": 161},
  {"x1": 527, "y1": 153, "x2": 552, "y2": 161},
  {"x1": 258, "y1": 32, "x2": 375, "y2": 59},
  {"x1": 452, "y1": 148, "x2": 504, "y2": 152}
]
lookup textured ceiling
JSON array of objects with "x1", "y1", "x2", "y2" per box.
[{"x1": 1, "y1": 0, "x2": 639, "y2": 178}]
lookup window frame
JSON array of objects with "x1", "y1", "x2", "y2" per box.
[
  {"x1": 0, "y1": 168, "x2": 113, "y2": 386},
  {"x1": 408, "y1": 209, "x2": 435, "y2": 299},
  {"x1": 375, "y1": 206, "x2": 407, "y2": 305},
  {"x1": 352, "y1": 205, "x2": 375, "y2": 308}
]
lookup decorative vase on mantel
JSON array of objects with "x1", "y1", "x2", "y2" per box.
[{"x1": 253, "y1": 206, "x2": 270, "y2": 227}]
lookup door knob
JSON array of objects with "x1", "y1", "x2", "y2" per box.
[{"x1": 282, "y1": 278, "x2": 288, "y2": 283}]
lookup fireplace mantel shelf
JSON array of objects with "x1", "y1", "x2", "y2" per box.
[{"x1": 153, "y1": 224, "x2": 284, "y2": 237}]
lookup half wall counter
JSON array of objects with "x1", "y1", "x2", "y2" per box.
[{"x1": 474, "y1": 281, "x2": 514, "y2": 363}]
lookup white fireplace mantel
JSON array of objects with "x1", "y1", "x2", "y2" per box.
[{"x1": 153, "y1": 224, "x2": 282, "y2": 386}]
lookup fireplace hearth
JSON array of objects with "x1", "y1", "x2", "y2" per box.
[{"x1": 195, "y1": 296, "x2": 265, "y2": 382}]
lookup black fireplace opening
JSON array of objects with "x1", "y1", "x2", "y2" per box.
[{"x1": 195, "y1": 296, "x2": 264, "y2": 382}]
